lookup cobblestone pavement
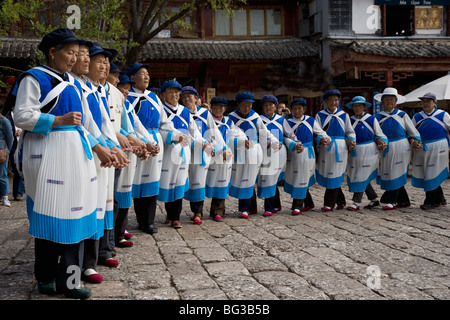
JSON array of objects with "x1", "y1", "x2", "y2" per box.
[{"x1": 0, "y1": 178, "x2": 449, "y2": 301}]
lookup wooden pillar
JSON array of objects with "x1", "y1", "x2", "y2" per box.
[{"x1": 386, "y1": 70, "x2": 393, "y2": 87}]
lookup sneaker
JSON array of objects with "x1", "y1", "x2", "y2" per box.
[
  {"x1": 321, "y1": 206, "x2": 333, "y2": 212},
  {"x1": 2, "y1": 198, "x2": 10, "y2": 207},
  {"x1": 364, "y1": 200, "x2": 380, "y2": 209},
  {"x1": 263, "y1": 211, "x2": 273, "y2": 217},
  {"x1": 291, "y1": 209, "x2": 302, "y2": 215},
  {"x1": 347, "y1": 203, "x2": 360, "y2": 211},
  {"x1": 240, "y1": 211, "x2": 249, "y2": 219},
  {"x1": 382, "y1": 203, "x2": 397, "y2": 210}
]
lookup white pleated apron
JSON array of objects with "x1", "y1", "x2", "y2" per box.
[
  {"x1": 347, "y1": 141, "x2": 379, "y2": 193},
  {"x1": 378, "y1": 138, "x2": 411, "y2": 191},
  {"x1": 229, "y1": 143, "x2": 263, "y2": 199},
  {"x1": 116, "y1": 151, "x2": 137, "y2": 208},
  {"x1": 184, "y1": 143, "x2": 212, "y2": 202},
  {"x1": 23, "y1": 130, "x2": 98, "y2": 243},
  {"x1": 205, "y1": 155, "x2": 233, "y2": 199},
  {"x1": 257, "y1": 144, "x2": 286, "y2": 198},
  {"x1": 412, "y1": 138, "x2": 449, "y2": 191},
  {"x1": 284, "y1": 143, "x2": 316, "y2": 199},
  {"x1": 316, "y1": 137, "x2": 348, "y2": 189}
]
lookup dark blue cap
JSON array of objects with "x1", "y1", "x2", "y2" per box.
[
  {"x1": 109, "y1": 62, "x2": 121, "y2": 73},
  {"x1": 211, "y1": 96, "x2": 228, "y2": 106},
  {"x1": 89, "y1": 45, "x2": 112, "y2": 58},
  {"x1": 236, "y1": 92, "x2": 255, "y2": 103},
  {"x1": 323, "y1": 89, "x2": 341, "y2": 100},
  {"x1": 161, "y1": 80, "x2": 182, "y2": 93},
  {"x1": 291, "y1": 98, "x2": 307, "y2": 107},
  {"x1": 38, "y1": 28, "x2": 85, "y2": 56},
  {"x1": 181, "y1": 86, "x2": 199, "y2": 97},
  {"x1": 118, "y1": 72, "x2": 135, "y2": 86},
  {"x1": 126, "y1": 62, "x2": 149, "y2": 77},
  {"x1": 261, "y1": 94, "x2": 278, "y2": 106},
  {"x1": 418, "y1": 92, "x2": 437, "y2": 102}
]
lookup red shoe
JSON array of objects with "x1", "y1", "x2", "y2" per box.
[
  {"x1": 102, "y1": 258, "x2": 119, "y2": 268},
  {"x1": 347, "y1": 204, "x2": 360, "y2": 211},
  {"x1": 364, "y1": 200, "x2": 380, "y2": 209},
  {"x1": 249, "y1": 209, "x2": 258, "y2": 215},
  {"x1": 263, "y1": 211, "x2": 273, "y2": 217},
  {"x1": 382, "y1": 204, "x2": 397, "y2": 210},
  {"x1": 117, "y1": 239, "x2": 133, "y2": 248},
  {"x1": 397, "y1": 202, "x2": 411, "y2": 208},
  {"x1": 124, "y1": 231, "x2": 133, "y2": 240},
  {"x1": 240, "y1": 211, "x2": 249, "y2": 219},
  {"x1": 336, "y1": 204, "x2": 346, "y2": 210},
  {"x1": 302, "y1": 204, "x2": 314, "y2": 212},
  {"x1": 83, "y1": 270, "x2": 103, "y2": 283},
  {"x1": 193, "y1": 215, "x2": 203, "y2": 225},
  {"x1": 213, "y1": 215, "x2": 223, "y2": 222},
  {"x1": 321, "y1": 206, "x2": 333, "y2": 212},
  {"x1": 291, "y1": 209, "x2": 302, "y2": 215},
  {"x1": 273, "y1": 206, "x2": 281, "y2": 213}
]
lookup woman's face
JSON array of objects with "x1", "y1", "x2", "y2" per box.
[
  {"x1": 71, "y1": 45, "x2": 90, "y2": 76},
  {"x1": 325, "y1": 95, "x2": 340, "y2": 112},
  {"x1": 88, "y1": 53, "x2": 108, "y2": 83},
  {"x1": 131, "y1": 68, "x2": 150, "y2": 91},
  {"x1": 263, "y1": 101, "x2": 277, "y2": 118},
  {"x1": 421, "y1": 98, "x2": 435, "y2": 114},
  {"x1": 291, "y1": 104, "x2": 305, "y2": 118},
  {"x1": 117, "y1": 83, "x2": 131, "y2": 98},
  {"x1": 48, "y1": 42, "x2": 79, "y2": 73},
  {"x1": 238, "y1": 101, "x2": 252, "y2": 117},
  {"x1": 352, "y1": 103, "x2": 366, "y2": 117},
  {"x1": 211, "y1": 104, "x2": 226, "y2": 118},
  {"x1": 163, "y1": 87, "x2": 180, "y2": 105},
  {"x1": 382, "y1": 95, "x2": 397, "y2": 112},
  {"x1": 181, "y1": 93, "x2": 197, "y2": 109}
]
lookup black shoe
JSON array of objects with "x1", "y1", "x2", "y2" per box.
[
  {"x1": 142, "y1": 224, "x2": 158, "y2": 234},
  {"x1": 37, "y1": 282, "x2": 56, "y2": 295}
]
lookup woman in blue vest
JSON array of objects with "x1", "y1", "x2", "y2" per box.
[
  {"x1": 228, "y1": 92, "x2": 280, "y2": 219},
  {"x1": 315, "y1": 89, "x2": 356, "y2": 211},
  {"x1": 346, "y1": 96, "x2": 387, "y2": 211},
  {"x1": 374, "y1": 88, "x2": 422, "y2": 210},
  {"x1": 284, "y1": 98, "x2": 330, "y2": 214},
  {"x1": 258, "y1": 94, "x2": 294, "y2": 216},
  {"x1": 411, "y1": 92, "x2": 450, "y2": 210},
  {"x1": 158, "y1": 80, "x2": 201, "y2": 229},
  {"x1": 12, "y1": 28, "x2": 102, "y2": 299}
]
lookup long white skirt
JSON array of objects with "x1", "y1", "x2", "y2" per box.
[
  {"x1": 116, "y1": 151, "x2": 137, "y2": 208},
  {"x1": 257, "y1": 145, "x2": 286, "y2": 198},
  {"x1": 229, "y1": 143, "x2": 263, "y2": 200},
  {"x1": 184, "y1": 145, "x2": 212, "y2": 202},
  {"x1": 132, "y1": 132, "x2": 164, "y2": 199},
  {"x1": 347, "y1": 141, "x2": 379, "y2": 193},
  {"x1": 316, "y1": 138, "x2": 348, "y2": 189},
  {"x1": 412, "y1": 138, "x2": 449, "y2": 192},
  {"x1": 205, "y1": 155, "x2": 233, "y2": 200},
  {"x1": 23, "y1": 130, "x2": 98, "y2": 244},
  {"x1": 377, "y1": 138, "x2": 411, "y2": 191},
  {"x1": 284, "y1": 144, "x2": 316, "y2": 199},
  {"x1": 158, "y1": 142, "x2": 190, "y2": 202}
]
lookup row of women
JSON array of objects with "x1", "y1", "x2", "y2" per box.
[{"x1": 9, "y1": 28, "x2": 450, "y2": 299}]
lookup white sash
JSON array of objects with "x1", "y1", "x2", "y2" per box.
[
  {"x1": 321, "y1": 109, "x2": 346, "y2": 131},
  {"x1": 164, "y1": 103, "x2": 189, "y2": 129},
  {"x1": 128, "y1": 90, "x2": 161, "y2": 113},
  {"x1": 232, "y1": 111, "x2": 258, "y2": 133},
  {"x1": 261, "y1": 114, "x2": 284, "y2": 133},
  {"x1": 352, "y1": 113, "x2": 374, "y2": 135},
  {"x1": 289, "y1": 116, "x2": 313, "y2": 136},
  {"x1": 416, "y1": 110, "x2": 447, "y2": 131},
  {"x1": 378, "y1": 110, "x2": 405, "y2": 131}
]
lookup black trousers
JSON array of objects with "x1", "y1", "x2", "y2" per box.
[
  {"x1": 190, "y1": 200, "x2": 204, "y2": 215},
  {"x1": 264, "y1": 187, "x2": 281, "y2": 212},
  {"x1": 34, "y1": 238, "x2": 82, "y2": 291},
  {"x1": 210, "y1": 198, "x2": 226, "y2": 217},
  {"x1": 115, "y1": 207, "x2": 129, "y2": 243},
  {"x1": 238, "y1": 189, "x2": 258, "y2": 212},
  {"x1": 134, "y1": 195, "x2": 157, "y2": 228},
  {"x1": 424, "y1": 186, "x2": 445, "y2": 206},
  {"x1": 324, "y1": 187, "x2": 346, "y2": 208},
  {"x1": 291, "y1": 190, "x2": 314, "y2": 210},
  {"x1": 83, "y1": 238, "x2": 99, "y2": 271},
  {"x1": 380, "y1": 186, "x2": 410, "y2": 205},
  {"x1": 165, "y1": 198, "x2": 183, "y2": 221}
]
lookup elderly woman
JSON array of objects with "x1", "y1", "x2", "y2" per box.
[
  {"x1": 284, "y1": 98, "x2": 330, "y2": 214},
  {"x1": 158, "y1": 80, "x2": 201, "y2": 229},
  {"x1": 375, "y1": 87, "x2": 422, "y2": 210},
  {"x1": 258, "y1": 94, "x2": 294, "y2": 216},
  {"x1": 346, "y1": 96, "x2": 387, "y2": 211},
  {"x1": 12, "y1": 28, "x2": 101, "y2": 299},
  {"x1": 315, "y1": 89, "x2": 356, "y2": 211},
  {"x1": 411, "y1": 92, "x2": 450, "y2": 210},
  {"x1": 180, "y1": 86, "x2": 225, "y2": 225},
  {"x1": 228, "y1": 92, "x2": 280, "y2": 219},
  {"x1": 126, "y1": 64, "x2": 182, "y2": 233},
  {"x1": 205, "y1": 97, "x2": 239, "y2": 221}
]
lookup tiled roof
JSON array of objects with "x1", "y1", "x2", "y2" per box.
[
  {"x1": 0, "y1": 37, "x2": 318, "y2": 60},
  {"x1": 331, "y1": 39, "x2": 450, "y2": 58},
  {"x1": 141, "y1": 38, "x2": 318, "y2": 60}
]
